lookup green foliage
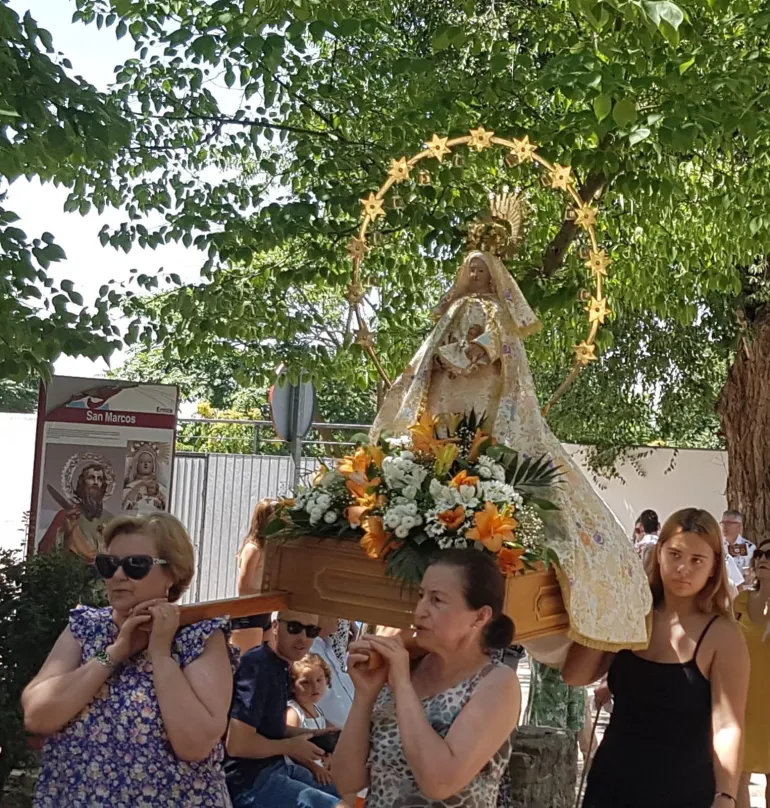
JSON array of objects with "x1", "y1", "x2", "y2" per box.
[
  {"x1": 36, "y1": 0, "x2": 770, "y2": 467},
  {"x1": 0, "y1": 378, "x2": 38, "y2": 413},
  {"x1": 0, "y1": 549, "x2": 106, "y2": 791},
  {"x1": 0, "y1": 1, "x2": 132, "y2": 378}
]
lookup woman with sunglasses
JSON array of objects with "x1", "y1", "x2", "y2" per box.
[
  {"x1": 735, "y1": 540, "x2": 770, "y2": 808},
  {"x1": 24, "y1": 513, "x2": 236, "y2": 807},
  {"x1": 564, "y1": 508, "x2": 749, "y2": 808}
]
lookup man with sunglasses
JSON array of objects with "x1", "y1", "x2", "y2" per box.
[{"x1": 225, "y1": 610, "x2": 348, "y2": 808}]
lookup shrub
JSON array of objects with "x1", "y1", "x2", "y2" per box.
[{"x1": 0, "y1": 549, "x2": 106, "y2": 792}]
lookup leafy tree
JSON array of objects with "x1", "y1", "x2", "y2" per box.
[
  {"x1": 0, "y1": 1, "x2": 133, "y2": 380},
  {"x1": 0, "y1": 378, "x2": 38, "y2": 413},
  {"x1": 67, "y1": 0, "x2": 770, "y2": 536}
]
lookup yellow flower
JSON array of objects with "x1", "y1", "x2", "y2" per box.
[
  {"x1": 312, "y1": 464, "x2": 329, "y2": 487},
  {"x1": 449, "y1": 470, "x2": 480, "y2": 490},
  {"x1": 346, "y1": 478, "x2": 382, "y2": 500},
  {"x1": 360, "y1": 516, "x2": 390, "y2": 559},
  {"x1": 497, "y1": 545, "x2": 526, "y2": 575},
  {"x1": 433, "y1": 443, "x2": 460, "y2": 477},
  {"x1": 438, "y1": 506, "x2": 466, "y2": 531},
  {"x1": 466, "y1": 502, "x2": 519, "y2": 552},
  {"x1": 367, "y1": 444, "x2": 385, "y2": 469}
]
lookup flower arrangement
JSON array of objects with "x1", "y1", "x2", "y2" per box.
[{"x1": 268, "y1": 412, "x2": 562, "y2": 584}]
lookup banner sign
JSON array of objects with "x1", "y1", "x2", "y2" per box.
[{"x1": 29, "y1": 376, "x2": 179, "y2": 559}]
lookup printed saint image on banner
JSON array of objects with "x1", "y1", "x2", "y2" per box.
[{"x1": 122, "y1": 441, "x2": 171, "y2": 513}]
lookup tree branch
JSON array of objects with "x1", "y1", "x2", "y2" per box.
[{"x1": 538, "y1": 170, "x2": 607, "y2": 278}]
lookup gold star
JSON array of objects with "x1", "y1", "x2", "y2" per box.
[
  {"x1": 510, "y1": 135, "x2": 538, "y2": 164},
  {"x1": 587, "y1": 297, "x2": 611, "y2": 325},
  {"x1": 586, "y1": 249, "x2": 611, "y2": 277},
  {"x1": 360, "y1": 193, "x2": 385, "y2": 220},
  {"x1": 355, "y1": 322, "x2": 375, "y2": 349},
  {"x1": 347, "y1": 281, "x2": 365, "y2": 306},
  {"x1": 387, "y1": 157, "x2": 411, "y2": 184},
  {"x1": 549, "y1": 164, "x2": 572, "y2": 191},
  {"x1": 347, "y1": 238, "x2": 368, "y2": 262},
  {"x1": 469, "y1": 126, "x2": 495, "y2": 151},
  {"x1": 426, "y1": 134, "x2": 452, "y2": 162},
  {"x1": 574, "y1": 341, "x2": 598, "y2": 364},
  {"x1": 573, "y1": 203, "x2": 598, "y2": 229}
]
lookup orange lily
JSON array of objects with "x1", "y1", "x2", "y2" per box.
[
  {"x1": 468, "y1": 429, "x2": 495, "y2": 462},
  {"x1": 409, "y1": 411, "x2": 445, "y2": 454},
  {"x1": 433, "y1": 443, "x2": 460, "y2": 477},
  {"x1": 360, "y1": 516, "x2": 390, "y2": 559},
  {"x1": 366, "y1": 444, "x2": 385, "y2": 469},
  {"x1": 338, "y1": 447, "x2": 370, "y2": 483},
  {"x1": 280, "y1": 497, "x2": 296, "y2": 509},
  {"x1": 345, "y1": 492, "x2": 378, "y2": 528},
  {"x1": 438, "y1": 505, "x2": 466, "y2": 531},
  {"x1": 346, "y1": 478, "x2": 382, "y2": 500},
  {"x1": 466, "y1": 502, "x2": 519, "y2": 552},
  {"x1": 497, "y1": 545, "x2": 526, "y2": 575},
  {"x1": 450, "y1": 469, "x2": 480, "y2": 490},
  {"x1": 312, "y1": 464, "x2": 330, "y2": 486}
]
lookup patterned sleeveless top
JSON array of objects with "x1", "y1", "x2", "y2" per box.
[
  {"x1": 366, "y1": 660, "x2": 513, "y2": 807},
  {"x1": 34, "y1": 606, "x2": 236, "y2": 808}
]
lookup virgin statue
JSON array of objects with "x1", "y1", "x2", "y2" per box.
[{"x1": 371, "y1": 195, "x2": 651, "y2": 656}]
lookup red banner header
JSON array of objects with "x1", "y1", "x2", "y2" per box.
[{"x1": 46, "y1": 407, "x2": 177, "y2": 430}]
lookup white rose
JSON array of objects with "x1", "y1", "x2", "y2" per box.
[
  {"x1": 395, "y1": 525, "x2": 409, "y2": 539},
  {"x1": 324, "y1": 511, "x2": 338, "y2": 524}
]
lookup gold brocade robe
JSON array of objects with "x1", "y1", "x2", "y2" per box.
[{"x1": 372, "y1": 251, "x2": 652, "y2": 654}]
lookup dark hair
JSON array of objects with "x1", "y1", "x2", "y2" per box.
[
  {"x1": 638, "y1": 509, "x2": 660, "y2": 535},
  {"x1": 428, "y1": 549, "x2": 514, "y2": 650}
]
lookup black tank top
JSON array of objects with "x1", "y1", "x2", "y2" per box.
[{"x1": 583, "y1": 616, "x2": 719, "y2": 808}]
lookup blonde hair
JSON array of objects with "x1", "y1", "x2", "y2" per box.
[
  {"x1": 103, "y1": 513, "x2": 195, "y2": 602},
  {"x1": 648, "y1": 508, "x2": 733, "y2": 619},
  {"x1": 290, "y1": 653, "x2": 332, "y2": 692},
  {"x1": 238, "y1": 498, "x2": 277, "y2": 557}
]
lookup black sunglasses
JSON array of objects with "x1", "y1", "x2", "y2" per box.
[
  {"x1": 280, "y1": 619, "x2": 321, "y2": 639},
  {"x1": 94, "y1": 553, "x2": 169, "y2": 581},
  {"x1": 754, "y1": 549, "x2": 770, "y2": 561}
]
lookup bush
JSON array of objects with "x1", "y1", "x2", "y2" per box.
[{"x1": 0, "y1": 549, "x2": 106, "y2": 792}]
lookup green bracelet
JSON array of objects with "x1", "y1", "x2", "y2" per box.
[{"x1": 94, "y1": 649, "x2": 116, "y2": 671}]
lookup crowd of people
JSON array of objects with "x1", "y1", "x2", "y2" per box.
[{"x1": 19, "y1": 499, "x2": 770, "y2": 808}]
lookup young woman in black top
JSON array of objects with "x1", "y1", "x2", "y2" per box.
[{"x1": 564, "y1": 508, "x2": 749, "y2": 808}]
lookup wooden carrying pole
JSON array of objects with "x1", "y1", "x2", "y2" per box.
[{"x1": 178, "y1": 591, "x2": 290, "y2": 627}]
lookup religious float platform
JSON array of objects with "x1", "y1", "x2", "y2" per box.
[{"x1": 261, "y1": 537, "x2": 569, "y2": 642}]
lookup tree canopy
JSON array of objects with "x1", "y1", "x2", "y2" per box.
[
  {"x1": 0, "y1": 0, "x2": 132, "y2": 380},
  {"x1": 8, "y1": 0, "x2": 770, "y2": 469}
]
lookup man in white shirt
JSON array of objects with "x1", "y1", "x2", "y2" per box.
[
  {"x1": 310, "y1": 617, "x2": 355, "y2": 728},
  {"x1": 721, "y1": 509, "x2": 755, "y2": 589}
]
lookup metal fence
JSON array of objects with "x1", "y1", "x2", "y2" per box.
[{"x1": 170, "y1": 419, "x2": 369, "y2": 604}]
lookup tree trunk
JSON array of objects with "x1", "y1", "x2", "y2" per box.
[{"x1": 717, "y1": 305, "x2": 770, "y2": 543}]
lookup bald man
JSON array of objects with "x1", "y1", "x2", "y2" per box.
[{"x1": 225, "y1": 610, "x2": 349, "y2": 807}]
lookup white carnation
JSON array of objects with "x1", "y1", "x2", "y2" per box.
[
  {"x1": 324, "y1": 510, "x2": 338, "y2": 524},
  {"x1": 395, "y1": 525, "x2": 410, "y2": 539},
  {"x1": 478, "y1": 466, "x2": 492, "y2": 479}
]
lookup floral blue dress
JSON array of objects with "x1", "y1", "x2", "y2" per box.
[{"x1": 33, "y1": 606, "x2": 236, "y2": 807}]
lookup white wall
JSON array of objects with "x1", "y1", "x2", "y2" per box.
[
  {"x1": 1, "y1": 413, "x2": 37, "y2": 552},
  {"x1": 566, "y1": 444, "x2": 729, "y2": 535},
  {"x1": 0, "y1": 412, "x2": 730, "y2": 553}
]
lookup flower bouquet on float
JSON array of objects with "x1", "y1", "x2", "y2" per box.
[{"x1": 262, "y1": 411, "x2": 570, "y2": 643}]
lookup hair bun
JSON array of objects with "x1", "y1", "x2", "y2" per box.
[{"x1": 484, "y1": 614, "x2": 514, "y2": 650}]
